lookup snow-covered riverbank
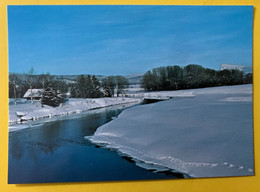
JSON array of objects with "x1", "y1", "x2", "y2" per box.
[
  {"x1": 86, "y1": 85, "x2": 254, "y2": 178},
  {"x1": 9, "y1": 97, "x2": 141, "y2": 126}
]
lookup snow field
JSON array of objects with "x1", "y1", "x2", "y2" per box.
[{"x1": 87, "y1": 85, "x2": 254, "y2": 178}]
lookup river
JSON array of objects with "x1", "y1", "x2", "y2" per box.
[{"x1": 8, "y1": 104, "x2": 181, "y2": 184}]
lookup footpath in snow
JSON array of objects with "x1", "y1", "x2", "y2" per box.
[
  {"x1": 86, "y1": 85, "x2": 254, "y2": 178},
  {"x1": 9, "y1": 97, "x2": 141, "y2": 127}
]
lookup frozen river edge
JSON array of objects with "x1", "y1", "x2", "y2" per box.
[
  {"x1": 9, "y1": 97, "x2": 142, "y2": 131},
  {"x1": 86, "y1": 85, "x2": 254, "y2": 178}
]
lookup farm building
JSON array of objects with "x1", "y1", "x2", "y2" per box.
[{"x1": 23, "y1": 89, "x2": 44, "y2": 100}]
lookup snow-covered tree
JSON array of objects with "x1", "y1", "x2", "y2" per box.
[
  {"x1": 91, "y1": 75, "x2": 103, "y2": 98},
  {"x1": 41, "y1": 87, "x2": 63, "y2": 107},
  {"x1": 71, "y1": 75, "x2": 103, "y2": 98}
]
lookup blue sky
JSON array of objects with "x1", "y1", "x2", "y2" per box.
[{"x1": 8, "y1": 5, "x2": 253, "y2": 75}]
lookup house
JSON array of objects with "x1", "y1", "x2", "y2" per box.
[{"x1": 23, "y1": 89, "x2": 44, "y2": 100}]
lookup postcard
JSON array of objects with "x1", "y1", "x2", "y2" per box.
[{"x1": 8, "y1": 5, "x2": 253, "y2": 184}]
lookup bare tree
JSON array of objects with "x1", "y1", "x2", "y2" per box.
[
  {"x1": 9, "y1": 73, "x2": 18, "y2": 105},
  {"x1": 39, "y1": 72, "x2": 51, "y2": 89},
  {"x1": 26, "y1": 68, "x2": 35, "y2": 103},
  {"x1": 115, "y1": 76, "x2": 129, "y2": 97},
  {"x1": 102, "y1": 76, "x2": 116, "y2": 97}
]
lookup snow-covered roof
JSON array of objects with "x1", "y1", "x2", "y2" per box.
[{"x1": 23, "y1": 89, "x2": 44, "y2": 98}]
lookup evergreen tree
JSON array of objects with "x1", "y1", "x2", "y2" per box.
[
  {"x1": 41, "y1": 87, "x2": 63, "y2": 107},
  {"x1": 77, "y1": 75, "x2": 87, "y2": 98},
  {"x1": 91, "y1": 75, "x2": 103, "y2": 98},
  {"x1": 69, "y1": 75, "x2": 103, "y2": 98},
  {"x1": 70, "y1": 84, "x2": 81, "y2": 98},
  {"x1": 85, "y1": 75, "x2": 94, "y2": 97},
  {"x1": 53, "y1": 80, "x2": 69, "y2": 94}
]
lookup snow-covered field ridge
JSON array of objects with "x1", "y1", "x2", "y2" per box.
[
  {"x1": 9, "y1": 98, "x2": 141, "y2": 125},
  {"x1": 87, "y1": 85, "x2": 253, "y2": 178},
  {"x1": 220, "y1": 64, "x2": 252, "y2": 73}
]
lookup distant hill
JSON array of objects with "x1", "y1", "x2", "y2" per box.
[
  {"x1": 52, "y1": 74, "x2": 105, "y2": 84},
  {"x1": 220, "y1": 64, "x2": 252, "y2": 74},
  {"x1": 8, "y1": 73, "x2": 143, "y2": 85},
  {"x1": 9, "y1": 73, "x2": 80, "y2": 84},
  {"x1": 125, "y1": 74, "x2": 143, "y2": 85}
]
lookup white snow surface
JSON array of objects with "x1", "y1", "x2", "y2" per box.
[
  {"x1": 125, "y1": 89, "x2": 195, "y2": 98},
  {"x1": 23, "y1": 89, "x2": 44, "y2": 98},
  {"x1": 9, "y1": 97, "x2": 141, "y2": 127},
  {"x1": 220, "y1": 64, "x2": 252, "y2": 74},
  {"x1": 87, "y1": 85, "x2": 254, "y2": 178}
]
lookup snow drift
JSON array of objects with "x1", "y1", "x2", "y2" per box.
[{"x1": 87, "y1": 85, "x2": 254, "y2": 178}]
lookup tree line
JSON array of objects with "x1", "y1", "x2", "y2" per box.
[
  {"x1": 70, "y1": 75, "x2": 129, "y2": 98},
  {"x1": 9, "y1": 72, "x2": 68, "y2": 100},
  {"x1": 9, "y1": 70, "x2": 129, "y2": 106},
  {"x1": 9, "y1": 64, "x2": 252, "y2": 106},
  {"x1": 141, "y1": 64, "x2": 252, "y2": 91}
]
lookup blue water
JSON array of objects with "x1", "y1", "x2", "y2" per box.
[{"x1": 8, "y1": 106, "x2": 180, "y2": 184}]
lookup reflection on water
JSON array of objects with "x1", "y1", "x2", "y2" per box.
[
  {"x1": 9, "y1": 105, "x2": 178, "y2": 184},
  {"x1": 9, "y1": 109, "x2": 119, "y2": 159}
]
